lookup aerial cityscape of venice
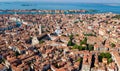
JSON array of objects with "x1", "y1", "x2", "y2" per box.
[{"x1": 0, "y1": 0, "x2": 120, "y2": 71}]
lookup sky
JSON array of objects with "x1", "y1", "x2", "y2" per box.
[{"x1": 0, "y1": 0, "x2": 120, "y2": 3}]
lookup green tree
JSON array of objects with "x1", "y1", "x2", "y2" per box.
[
  {"x1": 39, "y1": 40, "x2": 44, "y2": 44},
  {"x1": 68, "y1": 34, "x2": 74, "y2": 46},
  {"x1": 69, "y1": 34, "x2": 73, "y2": 40},
  {"x1": 99, "y1": 52, "x2": 112, "y2": 63},
  {"x1": 88, "y1": 44, "x2": 94, "y2": 51},
  {"x1": 112, "y1": 15, "x2": 120, "y2": 19},
  {"x1": 73, "y1": 44, "x2": 79, "y2": 49},
  {"x1": 99, "y1": 53, "x2": 105, "y2": 62},
  {"x1": 105, "y1": 52, "x2": 111, "y2": 59},
  {"x1": 67, "y1": 40, "x2": 74, "y2": 46},
  {"x1": 78, "y1": 45, "x2": 83, "y2": 50},
  {"x1": 76, "y1": 58, "x2": 83, "y2": 62},
  {"x1": 73, "y1": 44, "x2": 84, "y2": 51},
  {"x1": 98, "y1": 55, "x2": 103, "y2": 62},
  {"x1": 110, "y1": 43, "x2": 116, "y2": 48},
  {"x1": 80, "y1": 37, "x2": 87, "y2": 45},
  {"x1": 108, "y1": 58, "x2": 112, "y2": 64}
]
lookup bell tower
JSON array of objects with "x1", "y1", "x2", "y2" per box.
[{"x1": 38, "y1": 24, "x2": 42, "y2": 35}]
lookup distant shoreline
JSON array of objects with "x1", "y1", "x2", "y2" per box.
[
  {"x1": 0, "y1": 2, "x2": 120, "y2": 13},
  {"x1": 0, "y1": 10, "x2": 118, "y2": 15}
]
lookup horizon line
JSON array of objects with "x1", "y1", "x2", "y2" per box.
[{"x1": 0, "y1": 1, "x2": 120, "y2": 4}]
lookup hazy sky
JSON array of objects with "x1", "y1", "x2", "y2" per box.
[{"x1": 0, "y1": 0, "x2": 120, "y2": 3}]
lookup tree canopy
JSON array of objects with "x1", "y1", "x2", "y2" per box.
[
  {"x1": 98, "y1": 52, "x2": 112, "y2": 64},
  {"x1": 67, "y1": 34, "x2": 74, "y2": 46},
  {"x1": 112, "y1": 15, "x2": 120, "y2": 19},
  {"x1": 72, "y1": 37, "x2": 94, "y2": 51}
]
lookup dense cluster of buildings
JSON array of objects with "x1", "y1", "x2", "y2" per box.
[
  {"x1": 0, "y1": 10, "x2": 87, "y2": 14},
  {"x1": 0, "y1": 12, "x2": 120, "y2": 71}
]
